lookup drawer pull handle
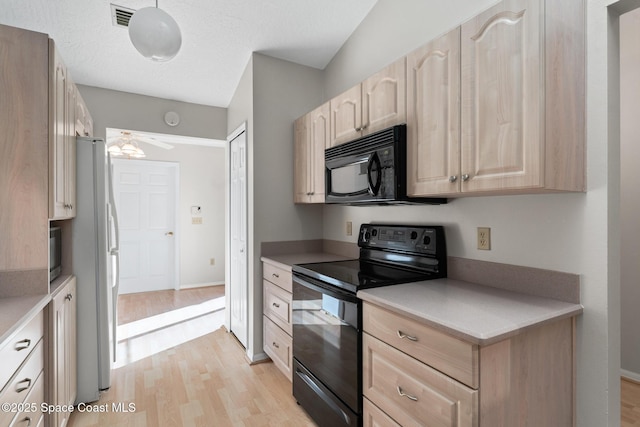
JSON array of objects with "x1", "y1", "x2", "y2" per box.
[
  {"x1": 272, "y1": 273, "x2": 280, "y2": 278},
  {"x1": 397, "y1": 331, "x2": 418, "y2": 342},
  {"x1": 272, "y1": 342, "x2": 280, "y2": 349},
  {"x1": 19, "y1": 417, "x2": 32, "y2": 427},
  {"x1": 272, "y1": 302, "x2": 280, "y2": 308},
  {"x1": 397, "y1": 386, "x2": 418, "y2": 402},
  {"x1": 16, "y1": 378, "x2": 32, "y2": 393},
  {"x1": 65, "y1": 293, "x2": 73, "y2": 301},
  {"x1": 15, "y1": 339, "x2": 31, "y2": 351}
]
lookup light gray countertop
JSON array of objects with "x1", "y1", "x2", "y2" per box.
[
  {"x1": 0, "y1": 293, "x2": 51, "y2": 344},
  {"x1": 358, "y1": 278, "x2": 583, "y2": 346},
  {"x1": 261, "y1": 252, "x2": 352, "y2": 271}
]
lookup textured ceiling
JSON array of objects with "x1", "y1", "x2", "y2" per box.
[{"x1": 0, "y1": 0, "x2": 377, "y2": 107}]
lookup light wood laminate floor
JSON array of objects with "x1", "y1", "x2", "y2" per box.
[
  {"x1": 623, "y1": 378, "x2": 640, "y2": 426},
  {"x1": 68, "y1": 287, "x2": 315, "y2": 427}
]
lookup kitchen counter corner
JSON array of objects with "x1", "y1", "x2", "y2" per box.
[
  {"x1": 0, "y1": 293, "x2": 51, "y2": 344},
  {"x1": 358, "y1": 278, "x2": 583, "y2": 346}
]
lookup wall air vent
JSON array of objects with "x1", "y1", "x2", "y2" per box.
[{"x1": 110, "y1": 4, "x2": 135, "y2": 28}]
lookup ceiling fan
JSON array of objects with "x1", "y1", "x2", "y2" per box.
[{"x1": 106, "y1": 130, "x2": 174, "y2": 158}]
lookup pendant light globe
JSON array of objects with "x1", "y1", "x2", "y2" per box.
[{"x1": 128, "y1": 6, "x2": 182, "y2": 62}]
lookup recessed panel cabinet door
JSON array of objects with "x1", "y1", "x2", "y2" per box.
[
  {"x1": 330, "y1": 85, "x2": 362, "y2": 147},
  {"x1": 363, "y1": 58, "x2": 406, "y2": 136},
  {"x1": 293, "y1": 115, "x2": 309, "y2": 203},
  {"x1": 461, "y1": 0, "x2": 543, "y2": 192},
  {"x1": 406, "y1": 27, "x2": 461, "y2": 196},
  {"x1": 308, "y1": 103, "x2": 329, "y2": 203}
]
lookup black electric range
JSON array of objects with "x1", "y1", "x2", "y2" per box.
[{"x1": 291, "y1": 224, "x2": 447, "y2": 427}]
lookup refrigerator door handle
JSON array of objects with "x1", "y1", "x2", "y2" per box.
[
  {"x1": 112, "y1": 250, "x2": 120, "y2": 362},
  {"x1": 107, "y1": 153, "x2": 120, "y2": 253}
]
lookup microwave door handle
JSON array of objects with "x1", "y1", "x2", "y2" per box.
[{"x1": 367, "y1": 152, "x2": 382, "y2": 195}]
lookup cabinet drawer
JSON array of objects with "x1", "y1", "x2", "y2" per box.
[
  {"x1": 8, "y1": 371, "x2": 44, "y2": 427},
  {"x1": 263, "y1": 280, "x2": 292, "y2": 336},
  {"x1": 363, "y1": 333, "x2": 477, "y2": 427},
  {"x1": 262, "y1": 263, "x2": 292, "y2": 292},
  {"x1": 0, "y1": 311, "x2": 43, "y2": 392},
  {"x1": 0, "y1": 340, "x2": 44, "y2": 427},
  {"x1": 364, "y1": 397, "x2": 401, "y2": 427},
  {"x1": 263, "y1": 316, "x2": 292, "y2": 382},
  {"x1": 363, "y1": 302, "x2": 478, "y2": 388}
]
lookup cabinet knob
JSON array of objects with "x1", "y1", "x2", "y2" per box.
[
  {"x1": 449, "y1": 175, "x2": 457, "y2": 183},
  {"x1": 461, "y1": 174, "x2": 470, "y2": 182},
  {"x1": 65, "y1": 293, "x2": 73, "y2": 301}
]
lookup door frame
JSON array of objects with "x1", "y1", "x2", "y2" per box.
[
  {"x1": 111, "y1": 158, "x2": 181, "y2": 292},
  {"x1": 225, "y1": 122, "x2": 249, "y2": 343}
]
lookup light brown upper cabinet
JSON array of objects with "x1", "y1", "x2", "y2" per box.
[
  {"x1": 461, "y1": 0, "x2": 584, "y2": 194},
  {"x1": 408, "y1": 0, "x2": 585, "y2": 196},
  {"x1": 329, "y1": 58, "x2": 406, "y2": 148},
  {"x1": 294, "y1": 103, "x2": 329, "y2": 204},
  {"x1": 407, "y1": 28, "x2": 461, "y2": 196},
  {"x1": 50, "y1": 41, "x2": 77, "y2": 219},
  {"x1": 75, "y1": 90, "x2": 94, "y2": 137}
]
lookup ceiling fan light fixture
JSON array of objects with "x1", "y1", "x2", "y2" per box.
[
  {"x1": 128, "y1": 3, "x2": 182, "y2": 62},
  {"x1": 108, "y1": 131, "x2": 147, "y2": 159}
]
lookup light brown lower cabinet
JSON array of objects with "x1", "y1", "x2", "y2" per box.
[
  {"x1": 48, "y1": 276, "x2": 77, "y2": 427},
  {"x1": 363, "y1": 302, "x2": 574, "y2": 426}
]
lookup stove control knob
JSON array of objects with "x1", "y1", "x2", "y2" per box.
[
  {"x1": 410, "y1": 231, "x2": 418, "y2": 240},
  {"x1": 423, "y1": 235, "x2": 431, "y2": 245},
  {"x1": 371, "y1": 229, "x2": 378, "y2": 237},
  {"x1": 364, "y1": 231, "x2": 371, "y2": 241}
]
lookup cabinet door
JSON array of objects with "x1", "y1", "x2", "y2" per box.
[
  {"x1": 50, "y1": 44, "x2": 68, "y2": 219},
  {"x1": 329, "y1": 85, "x2": 362, "y2": 147},
  {"x1": 461, "y1": 0, "x2": 543, "y2": 193},
  {"x1": 307, "y1": 103, "x2": 329, "y2": 203},
  {"x1": 293, "y1": 115, "x2": 310, "y2": 203},
  {"x1": 406, "y1": 28, "x2": 461, "y2": 196},
  {"x1": 65, "y1": 81, "x2": 77, "y2": 217},
  {"x1": 363, "y1": 58, "x2": 406, "y2": 136},
  {"x1": 51, "y1": 277, "x2": 76, "y2": 427}
]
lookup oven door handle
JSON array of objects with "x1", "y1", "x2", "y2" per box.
[
  {"x1": 293, "y1": 274, "x2": 358, "y2": 303},
  {"x1": 295, "y1": 367, "x2": 353, "y2": 426},
  {"x1": 367, "y1": 151, "x2": 382, "y2": 196}
]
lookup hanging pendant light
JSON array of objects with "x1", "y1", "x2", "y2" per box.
[{"x1": 128, "y1": 0, "x2": 182, "y2": 62}]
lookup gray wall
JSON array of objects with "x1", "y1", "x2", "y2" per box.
[
  {"x1": 620, "y1": 8, "x2": 640, "y2": 379},
  {"x1": 77, "y1": 85, "x2": 227, "y2": 288},
  {"x1": 226, "y1": 53, "x2": 325, "y2": 361},
  {"x1": 320, "y1": 0, "x2": 622, "y2": 425}
]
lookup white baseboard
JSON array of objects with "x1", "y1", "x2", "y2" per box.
[
  {"x1": 621, "y1": 369, "x2": 640, "y2": 382},
  {"x1": 180, "y1": 281, "x2": 224, "y2": 290},
  {"x1": 247, "y1": 351, "x2": 270, "y2": 365}
]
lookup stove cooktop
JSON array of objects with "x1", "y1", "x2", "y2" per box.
[{"x1": 292, "y1": 259, "x2": 438, "y2": 294}]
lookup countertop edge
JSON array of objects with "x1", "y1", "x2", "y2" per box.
[
  {"x1": 0, "y1": 293, "x2": 51, "y2": 345},
  {"x1": 261, "y1": 252, "x2": 352, "y2": 271},
  {"x1": 358, "y1": 282, "x2": 583, "y2": 346}
]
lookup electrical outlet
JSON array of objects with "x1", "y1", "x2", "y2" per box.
[
  {"x1": 210, "y1": 258, "x2": 215, "y2": 266},
  {"x1": 477, "y1": 227, "x2": 491, "y2": 250},
  {"x1": 346, "y1": 221, "x2": 353, "y2": 236},
  {"x1": 192, "y1": 217, "x2": 203, "y2": 225}
]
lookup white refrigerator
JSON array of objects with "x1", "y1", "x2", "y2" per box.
[{"x1": 72, "y1": 136, "x2": 120, "y2": 403}]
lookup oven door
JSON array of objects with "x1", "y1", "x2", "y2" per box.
[
  {"x1": 325, "y1": 150, "x2": 385, "y2": 203},
  {"x1": 292, "y1": 273, "x2": 360, "y2": 426}
]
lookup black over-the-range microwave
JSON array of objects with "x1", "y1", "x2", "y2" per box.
[{"x1": 324, "y1": 124, "x2": 447, "y2": 205}]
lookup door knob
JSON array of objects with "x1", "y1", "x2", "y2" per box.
[{"x1": 165, "y1": 231, "x2": 174, "y2": 236}]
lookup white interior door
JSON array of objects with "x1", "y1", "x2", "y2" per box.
[
  {"x1": 229, "y1": 128, "x2": 248, "y2": 347},
  {"x1": 112, "y1": 159, "x2": 179, "y2": 294}
]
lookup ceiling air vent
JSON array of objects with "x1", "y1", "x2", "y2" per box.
[{"x1": 110, "y1": 4, "x2": 135, "y2": 28}]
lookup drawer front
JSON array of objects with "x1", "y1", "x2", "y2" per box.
[
  {"x1": 263, "y1": 316, "x2": 292, "y2": 381},
  {"x1": 262, "y1": 262, "x2": 292, "y2": 292},
  {"x1": 363, "y1": 333, "x2": 478, "y2": 427},
  {"x1": 0, "y1": 311, "x2": 44, "y2": 393},
  {"x1": 263, "y1": 280, "x2": 292, "y2": 336},
  {"x1": 363, "y1": 302, "x2": 478, "y2": 388},
  {"x1": 8, "y1": 371, "x2": 44, "y2": 427},
  {"x1": 364, "y1": 397, "x2": 401, "y2": 427},
  {"x1": 0, "y1": 340, "x2": 44, "y2": 427}
]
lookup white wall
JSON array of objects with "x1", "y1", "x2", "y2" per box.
[
  {"x1": 321, "y1": 0, "x2": 622, "y2": 425},
  {"x1": 620, "y1": 7, "x2": 640, "y2": 379},
  {"x1": 77, "y1": 85, "x2": 227, "y2": 288}
]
